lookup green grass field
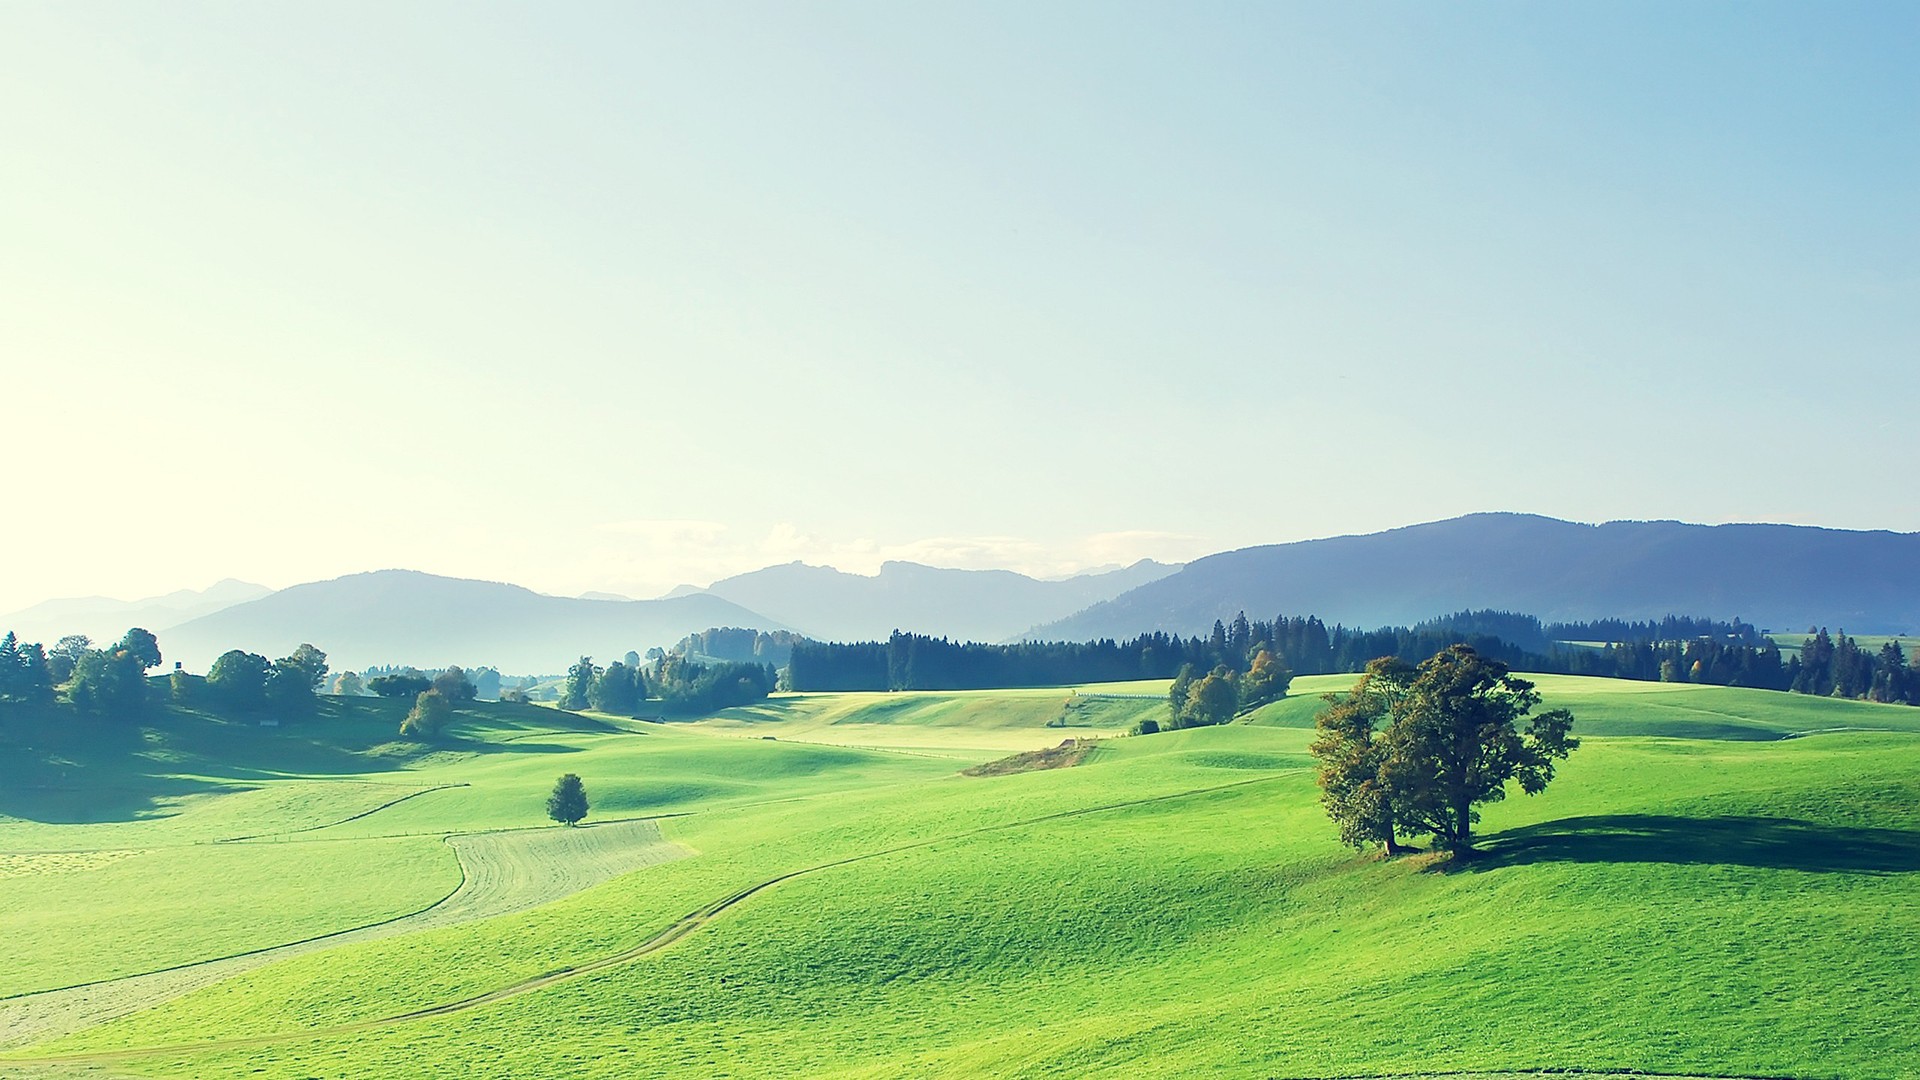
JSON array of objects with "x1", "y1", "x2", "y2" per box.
[{"x1": 3, "y1": 676, "x2": 1917, "y2": 1078}]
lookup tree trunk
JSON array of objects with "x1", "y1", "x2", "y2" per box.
[{"x1": 1450, "y1": 794, "x2": 1474, "y2": 853}]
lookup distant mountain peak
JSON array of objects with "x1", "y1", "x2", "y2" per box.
[
  {"x1": 157, "y1": 569, "x2": 790, "y2": 673},
  {"x1": 699, "y1": 555, "x2": 1181, "y2": 643},
  {"x1": 1036, "y1": 513, "x2": 1920, "y2": 641}
]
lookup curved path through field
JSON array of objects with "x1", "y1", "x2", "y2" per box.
[
  {"x1": 6, "y1": 775, "x2": 1293, "y2": 1067},
  {"x1": 0, "y1": 774, "x2": 1811, "y2": 1080},
  {"x1": 0, "y1": 818, "x2": 687, "y2": 1052}
]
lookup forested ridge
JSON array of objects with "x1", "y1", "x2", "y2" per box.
[{"x1": 784, "y1": 610, "x2": 1920, "y2": 706}]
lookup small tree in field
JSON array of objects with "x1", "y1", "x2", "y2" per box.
[
  {"x1": 400, "y1": 689, "x2": 452, "y2": 739},
  {"x1": 547, "y1": 773, "x2": 588, "y2": 826}
]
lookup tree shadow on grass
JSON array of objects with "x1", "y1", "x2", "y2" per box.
[{"x1": 1448, "y1": 814, "x2": 1920, "y2": 875}]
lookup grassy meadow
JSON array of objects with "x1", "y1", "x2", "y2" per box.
[{"x1": 2, "y1": 675, "x2": 1917, "y2": 1078}]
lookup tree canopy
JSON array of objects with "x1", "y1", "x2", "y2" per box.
[
  {"x1": 400, "y1": 689, "x2": 453, "y2": 739},
  {"x1": 547, "y1": 773, "x2": 588, "y2": 826},
  {"x1": 433, "y1": 666, "x2": 477, "y2": 702},
  {"x1": 368, "y1": 672, "x2": 432, "y2": 698},
  {"x1": 206, "y1": 650, "x2": 272, "y2": 711},
  {"x1": 1312, "y1": 645, "x2": 1578, "y2": 854},
  {"x1": 1310, "y1": 656, "x2": 1416, "y2": 854},
  {"x1": 561, "y1": 657, "x2": 596, "y2": 711}
]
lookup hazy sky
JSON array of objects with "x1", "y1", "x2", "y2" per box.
[{"x1": 3, "y1": 2, "x2": 1914, "y2": 612}]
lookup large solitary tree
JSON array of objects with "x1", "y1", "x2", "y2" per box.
[
  {"x1": 1313, "y1": 645, "x2": 1577, "y2": 855},
  {"x1": 547, "y1": 773, "x2": 588, "y2": 826},
  {"x1": 1384, "y1": 645, "x2": 1577, "y2": 852},
  {"x1": 1311, "y1": 656, "x2": 1416, "y2": 854}
]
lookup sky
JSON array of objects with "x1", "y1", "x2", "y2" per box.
[{"x1": 2, "y1": 1, "x2": 1914, "y2": 612}]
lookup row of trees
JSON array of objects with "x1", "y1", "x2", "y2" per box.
[
  {"x1": 1792, "y1": 630, "x2": 1916, "y2": 703},
  {"x1": 671, "y1": 628, "x2": 805, "y2": 668},
  {"x1": 0, "y1": 628, "x2": 341, "y2": 719},
  {"x1": 1154, "y1": 649, "x2": 1294, "y2": 732},
  {"x1": 781, "y1": 613, "x2": 1920, "y2": 708},
  {"x1": 0, "y1": 629, "x2": 164, "y2": 715},
  {"x1": 367, "y1": 666, "x2": 480, "y2": 702},
  {"x1": 559, "y1": 653, "x2": 777, "y2": 717},
  {"x1": 782, "y1": 621, "x2": 1539, "y2": 693},
  {"x1": 359, "y1": 665, "x2": 503, "y2": 701},
  {"x1": 202, "y1": 644, "x2": 331, "y2": 712},
  {"x1": 1312, "y1": 646, "x2": 1579, "y2": 853}
]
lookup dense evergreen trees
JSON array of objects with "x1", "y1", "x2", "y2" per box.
[
  {"x1": 0, "y1": 633, "x2": 56, "y2": 705},
  {"x1": 783, "y1": 613, "x2": 1920, "y2": 707}
]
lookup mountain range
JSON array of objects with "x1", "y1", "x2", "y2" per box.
[
  {"x1": 8, "y1": 514, "x2": 1915, "y2": 674},
  {"x1": 688, "y1": 559, "x2": 1180, "y2": 643},
  {"x1": 0, "y1": 580, "x2": 271, "y2": 647},
  {"x1": 1034, "y1": 513, "x2": 1920, "y2": 640},
  {"x1": 155, "y1": 571, "x2": 785, "y2": 674}
]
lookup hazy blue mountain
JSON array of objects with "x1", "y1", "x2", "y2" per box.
[
  {"x1": 160, "y1": 570, "x2": 788, "y2": 674},
  {"x1": 0, "y1": 579, "x2": 271, "y2": 647},
  {"x1": 701, "y1": 559, "x2": 1181, "y2": 643},
  {"x1": 1035, "y1": 514, "x2": 1920, "y2": 640}
]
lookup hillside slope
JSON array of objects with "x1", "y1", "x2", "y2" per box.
[
  {"x1": 1038, "y1": 513, "x2": 1920, "y2": 640},
  {"x1": 5, "y1": 680, "x2": 1916, "y2": 1079},
  {"x1": 160, "y1": 570, "x2": 787, "y2": 673}
]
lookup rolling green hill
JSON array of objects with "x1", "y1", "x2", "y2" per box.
[{"x1": 2, "y1": 677, "x2": 1916, "y2": 1078}]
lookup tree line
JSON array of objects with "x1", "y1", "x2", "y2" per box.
[
  {"x1": 0, "y1": 628, "x2": 336, "y2": 718},
  {"x1": 782, "y1": 619, "x2": 1531, "y2": 693},
  {"x1": 1150, "y1": 648, "x2": 1292, "y2": 733},
  {"x1": 557, "y1": 652, "x2": 777, "y2": 718},
  {"x1": 781, "y1": 612, "x2": 1920, "y2": 707},
  {"x1": 670, "y1": 628, "x2": 806, "y2": 668}
]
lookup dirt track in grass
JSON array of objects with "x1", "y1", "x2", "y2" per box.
[{"x1": 0, "y1": 818, "x2": 686, "y2": 1051}]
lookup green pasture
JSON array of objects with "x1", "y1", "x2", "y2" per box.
[
  {"x1": 2, "y1": 675, "x2": 1917, "y2": 1078},
  {"x1": 685, "y1": 685, "x2": 1168, "y2": 754}
]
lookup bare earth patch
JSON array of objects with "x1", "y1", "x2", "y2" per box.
[{"x1": 963, "y1": 738, "x2": 1097, "y2": 777}]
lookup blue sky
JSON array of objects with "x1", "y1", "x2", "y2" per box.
[{"x1": 2, "y1": 2, "x2": 1914, "y2": 610}]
